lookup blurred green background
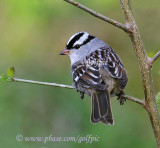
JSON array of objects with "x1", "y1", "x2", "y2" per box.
[{"x1": 0, "y1": 0, "x2": 160, "y2": 147}]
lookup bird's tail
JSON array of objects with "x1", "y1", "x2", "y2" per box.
[{"x1": 91, "y1": 89, "x2": 114, "y2": 125}]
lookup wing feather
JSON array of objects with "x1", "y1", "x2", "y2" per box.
[{"x1": 71, "y1": 46, "x2": 128, "y2": 90}]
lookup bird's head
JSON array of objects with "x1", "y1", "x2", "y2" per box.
[{"x1": 60, "y1": 31, "x2": 105, "y2": 65}]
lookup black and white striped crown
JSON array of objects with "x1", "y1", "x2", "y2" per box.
[{"x1": 66, "y1": 32, "x2": 95, "y2": 50}]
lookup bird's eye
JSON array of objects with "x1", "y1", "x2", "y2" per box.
[{"x1": 74, "y1": 44, "x2": 80, "y2": 49}]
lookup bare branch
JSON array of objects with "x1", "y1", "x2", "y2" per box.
[
  {"x1": 64, "y1": 0, "x2": 129, "y2": 32},
  {"x1": 11, "y1": 77, "x2": 73, "y2": 89},
  {"x1": 122, "y1": 95, "x2": 144, "y2": 106},
  {"x1": 120, "y1": 0, "x2": 160, "y2": 145},
  {"x1": 0, "y1": 76, "x2": 143, "y2": 105},
  {"x1": 152, "y1": 51, "x2": 160, "y2": 64}
]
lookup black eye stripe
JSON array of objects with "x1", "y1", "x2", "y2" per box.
[
  {"x1": 66, "y1": 32, "x2": 84, "y2": 49},
  {"x1": 66, "y1": 32, "x2": 95, "y2": 50},
  {"x1": 78, "y1": 35, "x2": 95, "y2": 48},
  {"x1": 74, "y1": 44, "x2": 80, "y2": 49}
]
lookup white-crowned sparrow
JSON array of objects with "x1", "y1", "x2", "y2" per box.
[{"x1": 60, "y1": 32, "x2": 128, "y2": 125}]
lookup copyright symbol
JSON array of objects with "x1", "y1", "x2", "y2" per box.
[{"x1": 16, "y1": 134, "x2": 23, "y2": 142}]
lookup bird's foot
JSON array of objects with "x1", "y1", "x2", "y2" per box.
[
  {"x1": 80, "y1": 91, "x2": 84, "y2": 99},
  {"x1": 117, "y1": 91, "x2": 126, "y2": 105}
]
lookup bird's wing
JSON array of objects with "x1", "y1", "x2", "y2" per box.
[
  {"x1": 72, "y1": 62, "x2": 104, "y2": 90},
  {"x1": 72, "y1": 46, "x2": 128, "y2": 90},
  {"x1": 85, "y1": 46, "x2": 128, "y2": 90}
]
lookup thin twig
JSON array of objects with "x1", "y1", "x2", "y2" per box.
[
  {"x1": 11, "y1": 78, "x2": 73, "y2": 89},
  {"x1": 152, "y1": 51, "x2": 160, "y2": 64},
  {"x1": 0, "y1": 76, "x2": 142, "y2": 105},
  {"x1": 64, "y1": 0, "x2": 129, "y2": 32},
  {"x1": 122, "y1": 95, "x2": 144, "y2": 105}
]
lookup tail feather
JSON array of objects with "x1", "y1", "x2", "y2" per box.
[
  {"x1": 101, "y1": 97, "x2": 114, "y2": 125},
  {"x1": 91, "y1": 89, "x2": 114, "y2": 125},
  {"x1": 91, "y1": 94, "x2": 100, "y2": 123},
  {"x1": 91, "y1": 96, "x2": 101, "y2": 123}
]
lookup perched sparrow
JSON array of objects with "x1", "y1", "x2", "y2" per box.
[{"x1": 60, "y1": 32, "x2": 128, "y2": 125}]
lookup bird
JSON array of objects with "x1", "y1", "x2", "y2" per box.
[{"x1": 60, "y1": 32, "x2": 128, "y2": 125}]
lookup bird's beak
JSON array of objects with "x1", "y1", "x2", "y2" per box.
[{"x1": 59, "y1": 48, "x2": 71, "y2": 55}]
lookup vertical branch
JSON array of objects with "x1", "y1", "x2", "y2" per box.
[{"x1": 120, "y1": 0, "x2": 160, "y2": 146}]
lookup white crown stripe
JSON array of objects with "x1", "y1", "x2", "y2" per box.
[
  {"x1": 67, "y1": 31, "x2": 85, "y2": 46},
  {"x1": 73, "y1": 33, "x2": 89, "y2": 47},
  {"x1": 67, "y1": 32, "x2": 79, "y2": 46}
]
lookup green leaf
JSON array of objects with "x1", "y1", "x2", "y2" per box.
[
  {"x1": 7, "y1": 77, "x2": 12, "y2": 81},
  {"x1": 156, "y1": 92, "x2": 160, "y2": 110},
  {"x1": 0, "y1": 74, "x2": 8, "y2": 82},
  {"x1": 7, "y1": 67, "x2": 15, "y2": 77},
  {"x1": 147, "y1": 51, "x2": 157, "y2": 58}
]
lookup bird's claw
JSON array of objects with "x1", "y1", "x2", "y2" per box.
[
  {"x1": 117, "y1": 91, "x2": 126, "y2": 105},
  {"x1": 80, "y1": 91, "x2": 84, "y2": 99}
]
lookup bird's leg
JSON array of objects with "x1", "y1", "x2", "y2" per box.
[
  {"x1": 116, "y1": 91, "x2": 126, "y2": 105},
  {"x1": 80, "y1": 91, "x2": 84, "y2": 99},
  {"x1": 76, "y1": 89, "x2": 84, "y2": 99}
]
